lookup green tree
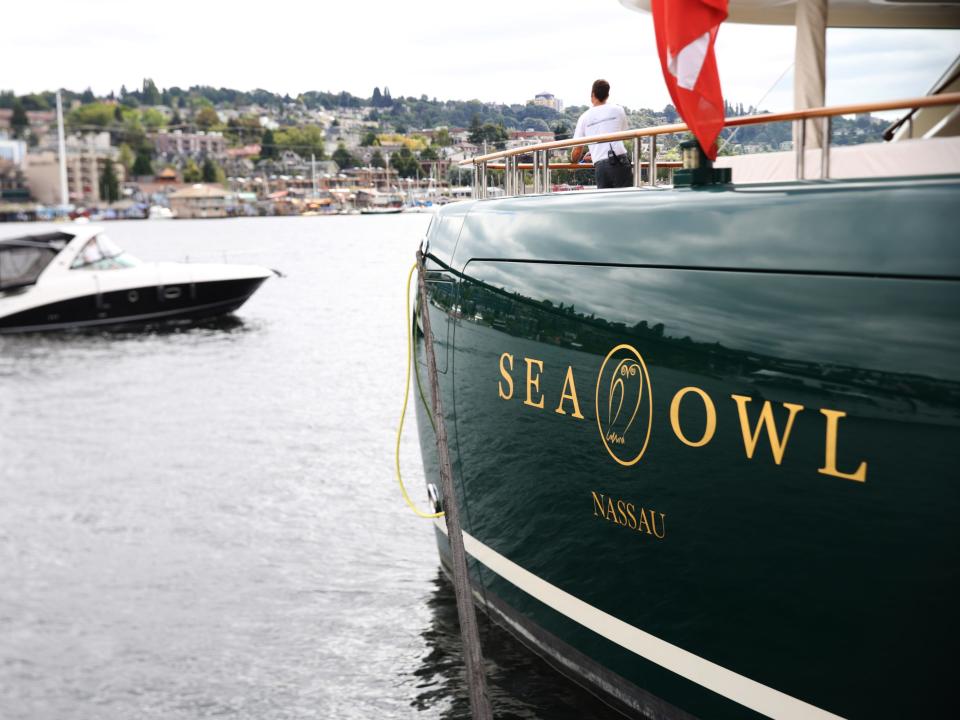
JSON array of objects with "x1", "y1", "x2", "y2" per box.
[
  {"x1": 332, "y1": 143, "x2": 357, "y2": 169},
  {"x1": 468, "y1": 121, "x2": 508, "y2": 149},
  {"x1": 433, "y1": 128, "x2": 453, "y2": 147},
  {"x1": 260, "y1": 128, "x2": 276, "y2": 159},
  {"x1": 420, "y1": 145, "x2": 439, "y2": 161},
  {"x1": 360, "y1": 131, "x2": 379, "y2": 147},
  {"x1": 392, "y1": 147, "x2": 421, "y2": 178},
  {"x1": 141, "y1": 78, "x2": 161, "y2": 106},
  {"x1": 67, "y1": 102, "x2": 115, "y2": 130},
  {"x1": 225, "y1": 115, "x2": 262, "y2": 146},
  {"x1": 98, "y1": 160, "x2": 120, "y2": 203},
  {"x1": 370, "y1": 150, "x2": 385, "y2": 168},
  {"x1": 273, "y1": 125, "x2": 325, "y2": 159},
  {"x1": 182, "y1": 158, "x2": 202, "y2": 183},
  {"x1": 19, "y1": 93, "x2": 49, "y2": 111},
  {"x1": 201, "y1": 157, "x2": 224, "y2": 183},
  {"x1": 119, "y1": 111, "x2": 150, "y2": 154},
  {"x1": 140, "y1": 108, "x2": 167, "y2": 130},
  {"x1": 132, "y1": 149, "x2": 153, "y2": 176},
  {"x1": 11, "y1": 102, "x2": 28, "y2": 139},
  {"x1": 195, "y1": 106, "x2": 220, "y2": 130},
  {"x1": 117, "y1": 143, "x2": 135, "y2": 172}
]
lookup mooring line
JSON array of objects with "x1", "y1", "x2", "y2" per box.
[{"x1": 395, "y1": 261, "x2": 444, "y2": 520}]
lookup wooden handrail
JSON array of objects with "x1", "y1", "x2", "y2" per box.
[
  {"x1": 461, "y1": 92, "x2": 960, "y2": 166},
  {"x1": 486, "y1": 161, "x2": 684, "y2": 171}
]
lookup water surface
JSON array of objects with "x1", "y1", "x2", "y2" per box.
[{"x1": 0, "y1": 216, "x2": 623, "y2": 719}]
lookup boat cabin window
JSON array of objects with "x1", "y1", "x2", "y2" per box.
[
  {"x1": 0, "y1": 241, "x2": 60, "y2": 292},
  {"x1": 71, "y1": 234, "x2": 140, "y2": 271}
]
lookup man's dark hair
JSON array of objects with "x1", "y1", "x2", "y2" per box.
[{"x1": 592, "y1": 79, "x2": 610, "y2": 102}]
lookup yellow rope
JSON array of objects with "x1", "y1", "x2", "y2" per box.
[{"x1": 396, "y1": 261, "x2": 445, "y2": 519}]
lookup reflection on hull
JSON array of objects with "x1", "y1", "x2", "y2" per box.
[
  {"x1": 415, "y1": 562, "x2": 630, "y2": 720},
  {"x1": 414, "y1": 177, "x2": 960, "y2": 719},
  {"x1": 0, "y1": 277, "x2": 266, "y2": 334}
]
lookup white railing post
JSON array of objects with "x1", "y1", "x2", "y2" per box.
[{"x1": 649, "y1": 135, "x2": 657, "y2": 187}]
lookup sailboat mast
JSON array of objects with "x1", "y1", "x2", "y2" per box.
[{"x1": 56, "y1": 90, "x2": 68, "y2": 207}]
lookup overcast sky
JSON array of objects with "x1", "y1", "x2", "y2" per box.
[{"x1": 5, "y1": 0, "x2": 958, "y2": 113}]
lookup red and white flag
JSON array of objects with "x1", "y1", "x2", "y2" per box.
[{"x1": 651, "y1": 0, "x2": 728, "y2": 159}]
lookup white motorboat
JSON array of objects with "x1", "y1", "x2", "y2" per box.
[
  {"x1": 0, "y1": 225, "x2": 272, "y2": 333},
  {"x1": 148, "y1": 205, "x2": 175, "y2": 220}
]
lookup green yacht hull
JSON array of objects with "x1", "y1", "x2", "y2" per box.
[{"x1": 414, "y1": 177, "x2": 960, "y2": 719}]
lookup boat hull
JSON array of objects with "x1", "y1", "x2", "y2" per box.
[
  {"x1": 0, "y1": 276, "x2": 266, "y2": 333},
  {"x1": 414, "y1": 177, "x2": 960, "y2": 718}
]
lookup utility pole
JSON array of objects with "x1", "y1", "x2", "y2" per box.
[{"x1": 56, "y1": 90, "x2": 69, "y2": 208}]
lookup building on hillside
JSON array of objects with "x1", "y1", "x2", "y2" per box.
[
  {"x1": 227, "y1": 144, "x2": 261, "y2": 160},
  {"x1": 24, "y1": 132, "x2": 126, "y2": 205},
  {"x1": 507, "y1": 130, "x2": 555, "y2": 151},
  {"x1": 153, "y1": 130, "x2": 226, "y2": 159},
  {"x1": 532, "y1": 92, "x2": 563, "y2": 113},
  {"x1": 0, "y1": 109, "x2": 56, "y2": 138},
  {"x1": 0, "y1": 158, "x2": 30, "y2": 201},
  {"x1": 0, "y1": 139, "x2": 28, "y2": 166},
  {"x1": 168, "y1": 184, "x2": 230, "y2": 218}
]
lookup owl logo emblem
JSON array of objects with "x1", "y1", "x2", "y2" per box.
[{"x1": 595, "y1": 344, "x2": 653, "y2": 466}]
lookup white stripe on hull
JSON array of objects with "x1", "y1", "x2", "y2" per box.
[{"x1": 435, "y1": 519, "x2": 843, "y2": 720}]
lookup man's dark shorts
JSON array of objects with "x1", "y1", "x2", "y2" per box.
[{"x1": 595, "y1": 155, "x2": 633, "y2": 189}]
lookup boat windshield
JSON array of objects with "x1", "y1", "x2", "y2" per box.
[
  {"x1": 71, "y1": 234, "x2": 141, "y2": 271},
  {"x1": 0, "y1": 235, "x2": 66, "y2": 291}
]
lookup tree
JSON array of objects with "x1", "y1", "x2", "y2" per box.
[
  {"x1": 394, "y1": 123, "x2": 407, "y2": 134},
  {"x1": 11, "y1": 102, "x2": 28, "y2": 139},
  {"x1": 360, "y1": 131, "x2": 379, "y2": 147},
  {"x1": 225, "y1": 115, "x2": 262, "y2": 145},
  {"x1": 140, "y1": 108, "x2": 167, "y2": 130},
  {"x1": 260, "y1": 128, "x2": 276, "y2": 159},
  {"x1": 372, "y1": 87, "x2": 383, "y2": 106},
  {"x1": 132, "y1": 149, "x2": 153, "y2": 176},
  {"x1": 420, "y1": 145, "x2": 439, "y2": 161},
  {"x1": 468, "y1": 114, "x2": 482, "y2": 140},
  {"x1": 195, "y1": 106, "x2": 220, "y2": 130},
  {"x1": 468, "y1": 121, "x2": 508, "y2": 150},
  {"x1": 663, "y1": 104, "x2": 678, "y2": 123},
  {"x1": 433, "y1": 128, "x2": 453, "y2": 147},
  {"x1": 332, "y1": 143, "x2": 357, "y2": 169},
  {"x1": 392, "y1": 147, "x2": 421, "y2": 178},
  {"x1": 202, "y1": 157, "x2": 224, "y2": 183},
  {"x1": 520, "y1": 117, "x2": 549, "y2": 131},
  {"x1": 142, "y1": 78, "x2": 161, "y2": 106},
  {"x1": 182, "y1": 158, "x2": 202, "y2": 183},
  {"x1": 552, "y1": 122, "x2": 571, "y2": 140},
  {"x1": 19, "y1": 93, "x2": 49, "y2": 111},
  {"x1": 99, "y1": 160, "x2": 120, "y2": 203},
  {"x1": 273, "y1": 125, "x2": 325, "y2": 159},
  {"x1": 370, "y1": 150, "x2": 385, "y2": 168},
  {"x1": 67, "y1": 102, "x2": 115, "y2": 130},
  {"x1": 119, "y1": 111, "x2": 149, "y2": 155},
  {"x1": 81, "y1": 87, "x2": 96, "y2": 103},
  {"x1": 117, "y1": 143, "x2": 135, "y2": 172}
]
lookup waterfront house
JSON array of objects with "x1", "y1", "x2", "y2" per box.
[{"x1": 168, "y1": 183, "x2": 230, "y2": 218}]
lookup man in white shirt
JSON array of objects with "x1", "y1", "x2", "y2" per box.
[{"x1": 571, "y1": 79, "x2": 632, "y2": 189}]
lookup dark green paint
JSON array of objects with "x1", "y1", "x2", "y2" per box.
[{"x1": 415, "y1": 178, "x2": 960, "y2": 719}]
